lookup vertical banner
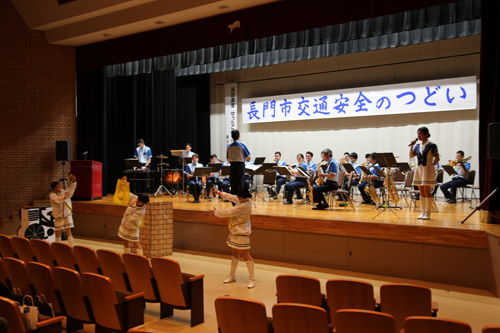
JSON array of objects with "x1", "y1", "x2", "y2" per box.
[{"x1": 225, "y1": 83, "x2": 238, "y2": 147}]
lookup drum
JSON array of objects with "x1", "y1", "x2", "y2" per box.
[{"x1": 164, "y1": 169, "x2": 183, "y2": 185}]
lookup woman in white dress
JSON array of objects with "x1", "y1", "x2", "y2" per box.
[
  {"x1": 208, "y1": 186, "x2": 255, "y2": 288},
  {"x1": 409, "y1": 127, "x2": 440, "y2": 220}
]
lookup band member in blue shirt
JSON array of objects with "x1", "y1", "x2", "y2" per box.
[
  {"x1": 440, "y1": 150, "x2": 470, "y2": 204},
  {"x1": 268, "y1": 151, "x2": 287, "y2": 199},
  {"x1": 312, "y1": 149, "x2": 338, "y2": 210},
  {"x1": 134, "y1": 139, "x2": 152, "y2": 193},
  {"x1": 227, "y1": 129, "x2": 251, "y2": 198},
  {"x1": 206, "y1": 154, "x2": 223, "y2": 199},
  {"x1": 185, "y1": 153, "x2": 204, "y2": 203},
  {"x1": 358, "y1": 154, "x2": 384, "y2": 205},
  {"x1": 284, "y1": 153, "x2": 309, "y2": 204}
]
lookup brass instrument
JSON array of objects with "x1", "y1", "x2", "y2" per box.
[
  {"x1": 315, "y1": 161, "x2": 326, "y2": 186},
  {"x1": 448, "y1": 156, "x2": 471, "y2": 168},
  {"x1": 382, "y1": 167, "x2": 400, "y2": 204},
  {"x1": 362, "y1": 169, "x2": 379, "y2": 203},
  {"x1": 306, "y1": 177, "x2": 314, "y2": 201}
]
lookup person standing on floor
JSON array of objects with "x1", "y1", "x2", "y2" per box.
[
  {"x1": 118, "y1": 193, "x2": 150, "y2": 255},
  {"x1": 49, "y1": 174, "x2": 77, "y2": 247},
  {"x1": 209, "y1": 186, "x2": 256, "y2": 288}
]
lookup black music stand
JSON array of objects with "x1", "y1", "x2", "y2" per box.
[
  {"x1": 125, "y1": 158, "x2": 141, "y2": 169},
  {"x1": 254, "y1": 157, "x2": 266, "y2": 164},
  {"x1": 397, "y1": 162, "x2": 412, "y2": 174},
  {"x1": 292, "y1": 166, "x2": 314, "y2": 208}
]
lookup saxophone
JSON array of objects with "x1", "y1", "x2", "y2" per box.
[
  {"x1": 363, "y1": 170, "x2": 379, "y2": 203},
  {"x1": 307, "y1": 177, "x2": 314, "y2": 201},
  {"x1": 315, "y1": 161, "x2": 325, "y2": 186},
  {"x1": 383, "y1": 168, "x2": 400, "y2": 204}
]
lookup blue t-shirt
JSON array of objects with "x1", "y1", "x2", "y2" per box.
[{"x1": 134, "y1": 145, "x2": 152, "y2": 164}]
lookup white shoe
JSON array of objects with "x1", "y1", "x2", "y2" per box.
[
  {"x1": 247, "y1": 278, "x2": 255, "y2": 289},
  {"x1": 223, "y1": 276, "x2": 236, "y2": 284},
  {"x1": 417, "y1": 213, "x2": 424, "y2": 219}
]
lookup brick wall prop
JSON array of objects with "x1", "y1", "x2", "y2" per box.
[{"x1": 139, "y1": 201, "x2": 173, "y2": 257}]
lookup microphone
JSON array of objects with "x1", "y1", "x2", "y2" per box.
[
  {"x1": 83, "y1": 151, "x2": 88, "y2": 155},
  {"x1": 408, "y1": 138, "x2": 417, "y2": 147}
]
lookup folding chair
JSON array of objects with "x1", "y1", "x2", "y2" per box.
[
  {"x1": 96, "y1": 249, "x2": 131, "y2": 292},
  {"x1": 378, "y1": 283, "x2": 438, "y2": 332},
  {"x1": 272, "y1": 303, "x2": 331, "y2": 333},
  {"x1": 256, "y1": 169, "x2": 277, "y2": 202},
  {"x1": 151, "y1": 257, "x2": 205, "y2": 327},
  {"x1": 331, "y1": 173, "x2": 355, "y2": 210},
  {"x1": 404, "y1": 316, "x2": 471, "y2": 333},
  {"x1": 0, "y1": 234, "x2": 17, "y2": 259},
  {"x1": 11, "y1": 237, "x2": 36, "y2": 263},
  {"x1": 398, "y1": 171, "x2": 415, "y2": 208},
  {"x1": 328, "y1": 171, "x2": 345, "y2": 208},
  {"x1": 73, "y1": 245, "x2": 102, "y2": 274},
  {"x1": 335, "y1": 309, "x2": 396, "y2": 333},
  {"x1": 215, "y1": 296, "x2": 273, "y2": 333},
  {"x1": 326, "y1": 279, "x2": 375, "y2": 325},
  {"x1": 31, "y1": 239, "x2": 57, "y2": 268},
  {"x1": 456, "y1": 170, "x2": 476, "y2": 205}
]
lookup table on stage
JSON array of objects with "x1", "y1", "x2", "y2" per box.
[{"x1": 124, "y1": 169, "x2": 156, "y2": 194}]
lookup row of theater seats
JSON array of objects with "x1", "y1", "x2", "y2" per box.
[
  {"x1": 214, "y1": 274, "x2": 500, "y2": 333},
  {"x1": 216, "y1": 297, "x2": 500, "y2": 333},
  {"x1": 0, "y1": 234, "x2": 204, "y2": 332}
]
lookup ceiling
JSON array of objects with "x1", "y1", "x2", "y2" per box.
[{"x1": 10, "y1": 0, "x2": 281, "y2": 46}]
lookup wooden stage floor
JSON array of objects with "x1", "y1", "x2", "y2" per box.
[{"x1": 73, "y1": 192, "x2": 500, "y2": 250}]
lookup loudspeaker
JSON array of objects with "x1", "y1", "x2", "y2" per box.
[
  {"x1": 488, "y1": 123, "x2": 500, "y2": 159},
  {"x1": 56, "y1": 141, "x2": 70, "y2": 161}
]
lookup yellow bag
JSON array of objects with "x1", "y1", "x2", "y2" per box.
[{"x1": 113, "y1": 176, "x2": 131, "y2": 206}]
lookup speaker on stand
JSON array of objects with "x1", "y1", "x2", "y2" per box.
[{"x1": 56, "y1": 141, "x2": 70, "y2": 188}]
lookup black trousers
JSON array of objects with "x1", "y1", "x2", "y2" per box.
[
  {"x1": 358, "y1": 180, "x2": 383, "y2": 202},
  {"x1": 230, "y1": 162, "x2": 245, "y2": 195},
  {"x1": 222, "y1": 178, "x2": 231, "y2": 192},
  {"x1": 206, "y1": 177, "x2": 222, "y2": 194},
  {"x1": 312, "y1": 180, "x2": 338, "y2": 204},
  {"x1": 285, "y1": 178, "x2": 308, "y2": 201},
  {"x1": 187, "y1": 178, "x2": 203, "y2": 200},
  {"x1": 269, "y1": 176, "x2": 287, "y2": 196},
  {"x1": 440, "y1": 177, "x2": 467, "y2": 199}
]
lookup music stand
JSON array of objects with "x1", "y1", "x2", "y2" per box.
[
  {"x1": 254, "y1": 157, "x2": 266, "y2": 164},
  {"x1": 371, "y1": 153, "x2": 402, "y2": 219},
  {"x1": 274, "y1": 166, "x2": 292, "y2": 176},
  {"x1": 397, "y1": 162, "x2": 412, "y2": 174},
  {"x1": 292, "y1": 166, "x2": 314, "y2": 208},
  {"x1": 342, "y1": 163, "x2": 355, "y2": 173},
  {"x1": 190, "y1": 167, "x2": 212, "y2": 202},
  {"x1": 125, "y1": 158, "x2": 141, "y2": 169},
  {"x1": 154, "y1": 155, "x2": 172, "y2": 198}
]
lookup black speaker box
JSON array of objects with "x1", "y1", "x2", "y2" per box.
[{"x1": 56, "y1": 141, "x2": 70, "y2": 161}]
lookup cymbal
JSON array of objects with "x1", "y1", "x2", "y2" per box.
[{"x1": 155, "y1": 155, "x2": 169, "y2": 159}]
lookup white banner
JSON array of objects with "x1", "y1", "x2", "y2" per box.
[
  {"x1": 242, "y1": 76, "x2": 477, "y2": 124},
  {"x1": 225, "y1": 83, "x2": 238, "y2": 147}
]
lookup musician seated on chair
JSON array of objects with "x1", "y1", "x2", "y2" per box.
[
  {"x1": 358, "y1": 153, "x2": 384, "y2": 205},
  {"x1": 268, "y1": 151, "x2": 287, "y2": 199},
  {"x1": 244, "y1": 155, "x2": 255, "y2": 191},
  {"x1": 346, "y1": 152, "x2": 362, "y2": 187},
  {"x1": 181, "y1": 143, "x2": 195, "y2": 158},
  {"x1": 284, "y1": 154, "x2": 310, "y2": 205},
  {"x1": 206, "y1": 154, "x2": 223, "y2": 199},
  {"x1": 185, "y1": 153, "x2": 204, "y2": 203},
  {"x1": 312, "y1": 149, "x2": 338, "y2": 210},
  {"x1": 440, "y1": 150, "x2": 470, "y2": 204}
]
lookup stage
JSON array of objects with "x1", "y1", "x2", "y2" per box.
[{"x1": 71, "y1": 192, "x2": 500, "y2": 297}]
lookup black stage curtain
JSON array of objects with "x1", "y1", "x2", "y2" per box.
[
  {"x1": 479, "y1": 0, "x2": 500, "y2": 212},
  {"x1": 76, "y1": 69, "x2": 210, "y2": 195}
]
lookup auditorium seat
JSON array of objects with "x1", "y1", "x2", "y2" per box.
[
  {"x1": 378, "y1": 283, "x2": 438, "y2": 332},
  {"x1": 31, "y1": 239, "x2": 57, "y2": 268},
  {"x1": 0, "y1": 234, "x2": 17, "y2": 259},
  {"x1": 51, "y1": 242, "x2": 78, "y2": 271},
  {"x1": 0, "y1": 258, "x2": 11, "y2": 289},
  {"x1": 335, "y1": 309, "x2": 396, "y2": 333},
  {"x1": 127, "y1": 329, "x2": 169, "y2": 333},
  {"x1": 82, "y1": 272, "x2": 145, "y2": 333},
  {"x1": 272, "y1": 303, "x2": 331, "y2": 333},
  {"x1": 0, "y1": 295, "x2": 64, "y2": 333},
  {"x1": 122, "y1": 253, "x2": 160, "y2": 304},
  {"x1": 73, "y1": 245, "x2": 102, "y2": 274},
  {"x1": 11, "y1": 236, "x2": 36, "y2": 263},
  {"x1": 151, "y1": 257, "x2": 205, "y2": 327},
  {"x1": 483, "y1": 326, "x2": 500, "y2": 333},
  {"x1": 215, "y1": 296, "x2": 273, "y2": 333},
  {"x1": 96, "y1": 249, "x2": 131, "y2": 291},
  {"x1": 26, "y1": 262, "x2": 64, "y2": 316},
  {"x1": 53, "y1": 267, "x2": 95, "y2": 332},
  {"x1": 276, "y1": 274, "x2": 325, "y2": 308},
  {"x1": 325, "y1": 279, "x2": 375, "y2": 325},
  {"x1": 404, "y1": 316, "x2": 471, "y2": 333},
  {"x1": 3, "y1": 257, "x2": 35, "y2": 296}
]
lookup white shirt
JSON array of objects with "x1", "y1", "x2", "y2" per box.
[
  {"x1": 49, "y1": 182, "x2": 77, "y2": 218},
  {"x1": 215, "y1": 192, "x2": 251, "y2": 235}
]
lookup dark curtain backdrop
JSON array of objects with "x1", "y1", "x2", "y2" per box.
[
  {"x1": 76, "y1": 69, "x2": 210, "y2": 195},
  {"x1": 479, "y1": 0, "x2": 500, "y2": 212}
]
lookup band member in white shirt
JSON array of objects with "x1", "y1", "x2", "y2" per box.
[{"x1": 185, "y1": 153, "x2": 204, "y2": 203}]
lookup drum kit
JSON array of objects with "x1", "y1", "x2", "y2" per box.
[{"x1": 154, "y1": 154, "x2": 184, "y2": 197}]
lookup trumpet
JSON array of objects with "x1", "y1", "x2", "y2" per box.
[{"x1": 448, "y1": 156, "x2": 471, "y2": 168}]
